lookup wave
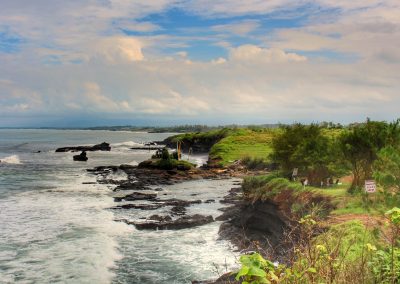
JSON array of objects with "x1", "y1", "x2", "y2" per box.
[
  {"x1": 0, "y1": 155, "x2": 22, "y2": 164},
  {"x1": 112, "y1": 141, "x2": 144, "y2": 148}
]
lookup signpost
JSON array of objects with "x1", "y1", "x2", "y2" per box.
[{"x1": 365, "y1": 180, "x2": 376, "y2": 193}]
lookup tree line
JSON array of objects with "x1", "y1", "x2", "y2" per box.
[{"x1": 271, "y1": 119, "x2": 400, "y2": 193}]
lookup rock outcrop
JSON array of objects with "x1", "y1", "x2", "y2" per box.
[
  {"x1": 56, "y1": 142, "x2": 111, "y2": 152},
  {"x1": 126, "y1": 214, "x2": 214, "y2": 230},
  {"x1": 73, "y1": 151, "x2": 88, "y2": 161}
]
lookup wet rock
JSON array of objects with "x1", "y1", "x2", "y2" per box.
[
  {"x1": 158, "y1": 198, "x2": 202, "y2": 207},
  {"x1": 114, "y1": 182, "x2": 148, "y2": 191},
  {"x1": 148, "y1": 215, "x2": 172, "y2": 222},
  {"x1": 111, "y1": 204, "x2": 163, "y2": 210},
  {"x1": 218, "y1": 200, "x2": 288, "y2": 253},
  {"x1": 219, "y1": 187, "x2": 242, "y2": 204},
  {"x1": 114, "y1": 192, "x2": 157, "y2": 202},
  {"x1": 73, "y1": 151, "x2": 88, "y2": 161},
  {"x1": 87, "y1": 165, "x2": 119, "y2": 173},
  {"x1": 130, "y1": 146, "x2": 164, "y2": 150},
  {"x1": 134, "y1": 214, "x2": 214, "y2": 230},
  {"x1": 56, "y1": 142, "x2": 111, "y2": 152},
  {"x1": 170, "y1": 206, "x2": 186, "y2": 215},
  {"x1": 119, "y1": 164, "x2": 137, "y2": 171}
]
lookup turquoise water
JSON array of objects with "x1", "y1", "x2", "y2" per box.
[{"x1": 0, "y1": 130, "x2": 238, "y2": 283}]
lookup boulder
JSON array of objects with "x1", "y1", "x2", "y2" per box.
[{"x1": 73, "y1": 151, "x2": 88, "y2": 161}]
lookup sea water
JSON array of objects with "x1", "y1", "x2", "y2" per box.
[{"x1": 0, "y1": 129, "x2": 238, "y2": 283}]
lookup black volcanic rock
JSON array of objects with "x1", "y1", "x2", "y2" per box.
[
  {"x1": 133, "y1": 214, "x2": 214, "y2": 230},
  {"x1": 114, "y1": 192, "x2": 157, "y2": 202},
  {"x1": 73, "y1": 151, "x2": 88, "y2": 161},
  {"x1": 56, "y1": 142, "x2": 111, "y2": 152}
]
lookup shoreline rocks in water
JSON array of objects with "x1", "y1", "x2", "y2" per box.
[
  {"x1": 56, "y1": 142, "x2": 111, "y2": 152},
  {"x1": 118, "y1": 214, "x2": 214, "y2": 230},
  {"x1": 73, "y1": 151, "x2": 88, "y2": 161},
  {"x1": 114, "y1": 191, "x2": 157, "y2": 202}
]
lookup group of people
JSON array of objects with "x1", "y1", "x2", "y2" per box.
[{"x1": 293, "y1": 175, "x2": 339, "y2": 188}]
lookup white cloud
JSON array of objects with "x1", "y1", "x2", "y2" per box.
[
  {"x1": 229, "y1": 45, "x2": 307, "y2": 62},
  {"x1": 90, "y1": 37, "x2": 145, "y2": 63},
  {"x1": 138, "y1": 90, "x2": 209, "y2": 115},
  {"x1": 182, "y1": 0, "x2": 300, "y2": 16},
  {"x1": 1, "y1": 0, "x2": 400, "y2": 125},
  {"x1": 82, "y1": 82, "x2": 133, "y2": 112}
]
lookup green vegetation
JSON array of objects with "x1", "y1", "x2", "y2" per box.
[
  {"x1": 166, "y1": 128, "x2": 232, "y2": 145},
  {"x1": 271, "y1": 123, "x2": 351, "y2": 186},
  {"x1": 236, "y1": 209, "x2": 400, "y2": 284},
  {"x1": 138, "y1": 148, "x2": 195, "y2": 170},
  {"x1": 241, "y1": 156, "x2": 271, "y2": 170},
  {"x1": 339, "y1": 119, "x2": 400, "y2": 191},
  {"x1": 243, "y1": 176, "x2": 304, "y2": 201},
  {"x1": 230, "y1": 120, "x2": 400, "y2": 284},
  {"x1": 208, "y1": 128, "x2": 276, "y2": 167}
]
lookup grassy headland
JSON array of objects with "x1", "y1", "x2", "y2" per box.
[{"x1": 167, "y1": 120, "x2": 400, "y2": 283}]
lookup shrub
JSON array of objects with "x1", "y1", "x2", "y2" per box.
[
  {"x1": 235, "y1": 208, "x2": 400, "y2": 284},
  {"x1": 242, "y1": 156, "x2": 270, "y2": 170}
]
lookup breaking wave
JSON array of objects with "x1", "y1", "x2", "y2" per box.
[{"x1": 0, "y1": 155, "x2": 22, "y2": 164}]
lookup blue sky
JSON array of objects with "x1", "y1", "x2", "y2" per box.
[{"x1": 0, "y1": 0, "x2": 399, "y2": 127}]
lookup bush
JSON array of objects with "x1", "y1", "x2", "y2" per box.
[
  {"x1": 242, "y1": 156, "x2": 270, "y2": 170},
  {"x1": 161, "y1": 148, "x2": 170, "y2": 160},
  {"x1": 155, "y1": 159, "x2": 194, "y2": 171},
  {"x1": 242, "y1": 172, "x2": 282, "y2": 194}
]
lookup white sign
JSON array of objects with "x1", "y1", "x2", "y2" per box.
[{"x1": 365, "y1": 180, "x2": 376, "y2": 193}]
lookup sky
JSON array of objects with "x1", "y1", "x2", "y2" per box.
[{"x1": 0, "y1": 0, "x2": 399, "y2": 127}]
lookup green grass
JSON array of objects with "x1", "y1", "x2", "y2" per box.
[
  {"x1": 138, "y1": 158, "x2": 195, "y2": 170},
  {"x1": 167, "y1": 128, "x2": 232, "y2": 144},
  {"x1": 242, "y1": 173, "x2": 393, "y2": 217},
  {"x1": 209, "y1": 128, "x2": 277, "y2": 167}
]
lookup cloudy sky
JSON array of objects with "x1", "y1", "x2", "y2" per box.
[{"x1": 0, "y1": 0, "x2": 399, "y2": 127}]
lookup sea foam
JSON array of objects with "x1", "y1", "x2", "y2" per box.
[{"x1": 0, "y1": 155, "x2": 22, "y2": 164}]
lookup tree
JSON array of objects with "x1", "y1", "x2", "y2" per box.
[
  {"x1": 339, "y1": 119, "x2": 394, "y2": 190},
  {"x1": 271, "y1": 124, "x2": 341, "y2": 185},
  {"x1": 373, "y1": 146, "x2": 400, "y2": 206}
]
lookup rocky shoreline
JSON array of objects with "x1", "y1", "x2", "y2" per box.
[
  {"x1": 87, "y1": 164, "x2": 242, "y2": 231},
  {"x1": 60, "y1": 140, "x2": 288, "y2": 283},
  {"x1": 86, "y1": 160, "x2": 294, "y2": 284}
]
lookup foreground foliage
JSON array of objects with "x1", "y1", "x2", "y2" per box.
[{"x1": 236, "y1": 208, "x2": 400, "y2": 284}]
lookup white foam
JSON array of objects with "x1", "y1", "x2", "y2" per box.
[
  {"x1": 112, "y1": 141, "x2": 143, "y2": 148},
  {"x1": 0, "y1": 183, "x2": 131, "y2": 283},
  {"x1": 127, "y1": 160, "x2": 138, "y2": 166},
  {"x1": 0, "y1": 154, "x2": 21, "y2": 164}
]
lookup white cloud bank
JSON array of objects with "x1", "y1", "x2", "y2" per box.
[{"x1": 0, "y1": 0, "x2": 400, "y2": 126}]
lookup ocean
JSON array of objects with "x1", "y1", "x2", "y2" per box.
[{"x1": 0, "y1": 129, "x2": 238, "y2": 284}]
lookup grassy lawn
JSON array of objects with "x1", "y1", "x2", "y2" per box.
[
  {"x1": 310, "y1": 183, "x2": 388, "y2": 216},
  {"x1": 245, "y1": 175, "x2": 390, "y2": 217},
  {"x1": 209, "y1": 128, "x2": 278, "y2": 166}
]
